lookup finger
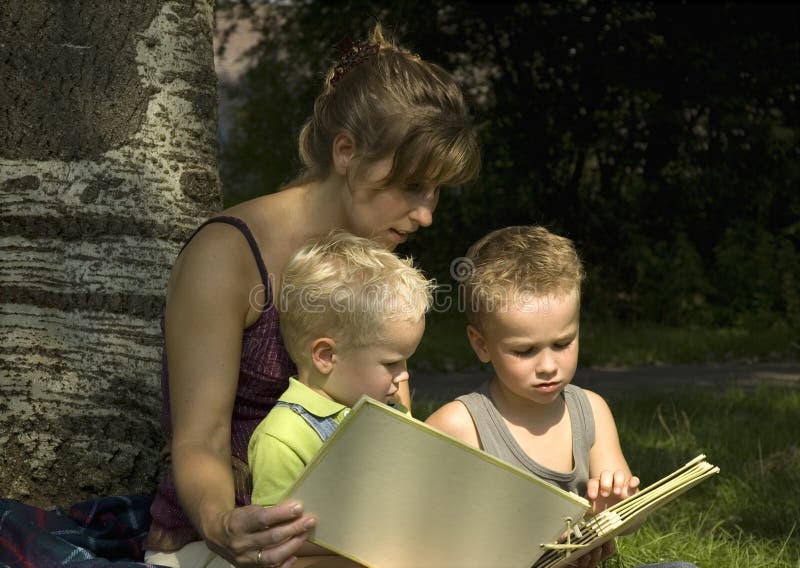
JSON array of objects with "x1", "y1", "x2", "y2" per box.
[
  {"x1": 586, "y1": 478, "x2": 599, "y2": 500},
  {"x1": 621, "y1": 476, "x2": 640, "y2": 499},
  {"x1": 599, "y1": 538, "x2": 616, "y2": 562},
  {"x1": 581, "y1": 545, "x2": 601, "y2": 568},
  {"x1": 572, "y1": 545, "x2": 596, "y2": 568},
  {"x1": 227, "y1": 503, "x2": 301, "y2": 537},
  {"x1": 254, "y1": 501, "x2": 305, "y2": 532},
  {"x1": 251, "y1": 533, "x2": 306, "y2": 568},
  {"x1": 592, "y1": 545, "x2": 603, "y2": 567},
  {"x1": 599, "y1": 470, "x2": 613, "y2": 497},
  {"x1": 254, "y1": 513, "x2": 316, "y2": 549},
  {"x1": 593, "y1": 544, "x2": 605, "y2": 566},
  {"x1": 612, "y1": 470, "x2": 626, "y2": 495}
]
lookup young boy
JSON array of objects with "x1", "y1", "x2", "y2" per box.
[
  {"x1": 248, "y1": 230, "x2": 433, "y2": 512},
  {"x1": 426, "y1": 225, "x2": 639, "y2": 568}
]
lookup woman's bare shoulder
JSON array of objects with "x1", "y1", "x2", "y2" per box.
[
  {"x1": 165, "y1": 218, "x2": 268, "y2": 326},
  {"x1": 224, "y1": 190, "x2": 306, "y2": 260},
  {"x1": 172, "y1": 220, "x2": 255, "y2": 279}
]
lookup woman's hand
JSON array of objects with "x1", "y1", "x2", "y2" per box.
[{"x1": 209, "y1": 501, "x2": 316, "y2": 567}]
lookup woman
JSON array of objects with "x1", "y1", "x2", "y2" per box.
[{"x1": 143, "y1": 23, "x2": 481, "y2": 567}]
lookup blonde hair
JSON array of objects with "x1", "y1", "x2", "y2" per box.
[
  {"x1": 279, "y1": 231, "x2": 435, "y2": 367},
  {"x1": 464, "y1": 226, "x2": 586, "y2": 328},
  {"x1": 294, "y1": 23, "x2": 480, "y2": 191}
]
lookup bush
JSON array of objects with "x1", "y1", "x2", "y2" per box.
[{"x1": 714, "y1": 223, "x2": 800, "y2": 328}]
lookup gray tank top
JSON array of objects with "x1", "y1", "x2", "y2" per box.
[{"x1": 456, "y1": 382, "x2": 595, "y2": 496}]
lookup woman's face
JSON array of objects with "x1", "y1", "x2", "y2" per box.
[{"x1": 344, "y1": 156, "x2": 440, "y2": 251}]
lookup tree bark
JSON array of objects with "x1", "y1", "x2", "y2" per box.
[{"x1": 0, "y1": 0, "x2": 220, "y2": 507}]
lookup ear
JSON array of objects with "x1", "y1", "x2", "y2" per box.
[
  {"x1": 466, "y1": 324, "x2": 491, "y2": 363},
  {"x1": 332, "y1": 132, "x2": 356, "y2": 176},
  {"x1": 311, "y1": 337, "x2": 337, "y2": 375}
]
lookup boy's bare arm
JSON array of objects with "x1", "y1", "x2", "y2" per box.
[
  {"x1": 583, "y1": 390, "x2": 641, "y2": 513},
  {"x1": 424, "y1": 401, "x2": 481, "y2": 448},
  {"x1": 584, "y1": 390, "x2": 635, "y2": 476}
]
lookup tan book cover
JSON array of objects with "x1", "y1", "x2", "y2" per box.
[{"x1": 281, "y1": 396, "x2": 719, "y2": 568}]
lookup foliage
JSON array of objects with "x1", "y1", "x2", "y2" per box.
[{"x1": 217, "y1": 1, "x2": 800, "y2": 329}]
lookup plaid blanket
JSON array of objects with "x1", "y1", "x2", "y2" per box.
[{"x1": 0, "y1": 495, "x2": 161, "y2": 567}]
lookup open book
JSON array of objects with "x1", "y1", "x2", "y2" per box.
[
  {"x1": 533, "y1": 453, "x2": 719, "y2": 567},
  {"x1": 281, "y1": 396, "x2": 719, "y2": 568}
]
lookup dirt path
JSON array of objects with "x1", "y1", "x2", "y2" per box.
[{"x1": 411, "y1": 361, "x2": 800, "y2": 401}]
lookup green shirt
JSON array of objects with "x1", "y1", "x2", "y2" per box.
[{"x1": 248, "y1": 378, "x2": 350, "y2": 506}]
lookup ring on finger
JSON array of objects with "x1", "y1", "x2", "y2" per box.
[{"x1": 257, "y1": 549, "x2": 280, "y2": 568}]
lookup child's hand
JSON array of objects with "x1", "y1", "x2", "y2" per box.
[
  {"x1": 586, "y1": 470, "x2": 640, "y2": 513},
  {"x1": 564, "y1": 538, "x2": 617, "y2": 568}
]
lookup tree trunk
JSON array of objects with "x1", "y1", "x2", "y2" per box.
[{"x1": 0, "y1": 0, "x2": 221, "y2": 507}]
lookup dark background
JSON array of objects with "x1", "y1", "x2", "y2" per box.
[{"x1": 216, "y1": 1, "x2": 800, "y2": 331}]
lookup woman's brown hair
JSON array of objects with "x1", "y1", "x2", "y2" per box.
[{"x1": 294, "y1": 23, "x2": 480, "y2": 191}]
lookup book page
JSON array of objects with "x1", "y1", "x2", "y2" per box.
[
  {"x1": 283, "y1": 396, "x2": 590, "y2": 568},
  {"x1": 534, "y1": 455, "x2": 719, "y2": 568}
]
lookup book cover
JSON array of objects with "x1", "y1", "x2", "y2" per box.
[
  {"x1": 282, "y1": 396, "x2": 589, "y2": 568},
  {"x1": 281, "y1": 396, "x2": 719, "y2": 568}
]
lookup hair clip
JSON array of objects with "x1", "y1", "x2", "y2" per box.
[{"x1": 331, "y1": 36, "x2": 380, "y2": 86}]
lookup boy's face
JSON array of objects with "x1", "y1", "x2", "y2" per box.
[
  {"x1": 468, "y1": 291, "x2": 580, "y2": 405},
  {"x1": 323, "y1": 317, "x2": 425, "y2": 407}
]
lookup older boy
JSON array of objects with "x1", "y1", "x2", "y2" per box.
[{"x1": 426, "y1": 226, "x2": 698, "y2": 568}]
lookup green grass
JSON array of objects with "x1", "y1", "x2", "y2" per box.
[
  {"x1": 411, "y1": 311, "x2": 799, "y2": 370},
  {"x1": 413, "y1": 387, "x2": 800, "y2": 568},
  {"x1": 605, "y1": 386, "x2": 800, "y2": 567},
  {"x1": 580, "y1": 320, "x2": 799, "y2": 367}
]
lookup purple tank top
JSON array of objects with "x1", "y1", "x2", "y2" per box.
[{"x1": 146, "y1": 216, "x2": 297, "y2": 551}]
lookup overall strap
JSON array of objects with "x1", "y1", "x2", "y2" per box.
[{"x1": 274, "y1": 401, "x2": 339, "y2": 442}]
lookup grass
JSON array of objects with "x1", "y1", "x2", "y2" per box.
[
  {"x1": 602, "y1": 386, "x2": 800, "y2": 567},
  {"x1": 414, "y1": 387, "x2": 800, "y2": 567},
  {"x1": 580, "y1": 319, "x2": 800, "y2": 367},
  {"x1": 410, "y1": 311, "x2": 799, "y2": 371}
]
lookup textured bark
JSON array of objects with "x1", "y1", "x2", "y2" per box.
[{"x1": 0, "y1": 0, "x2": 221, "y2": 507}]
